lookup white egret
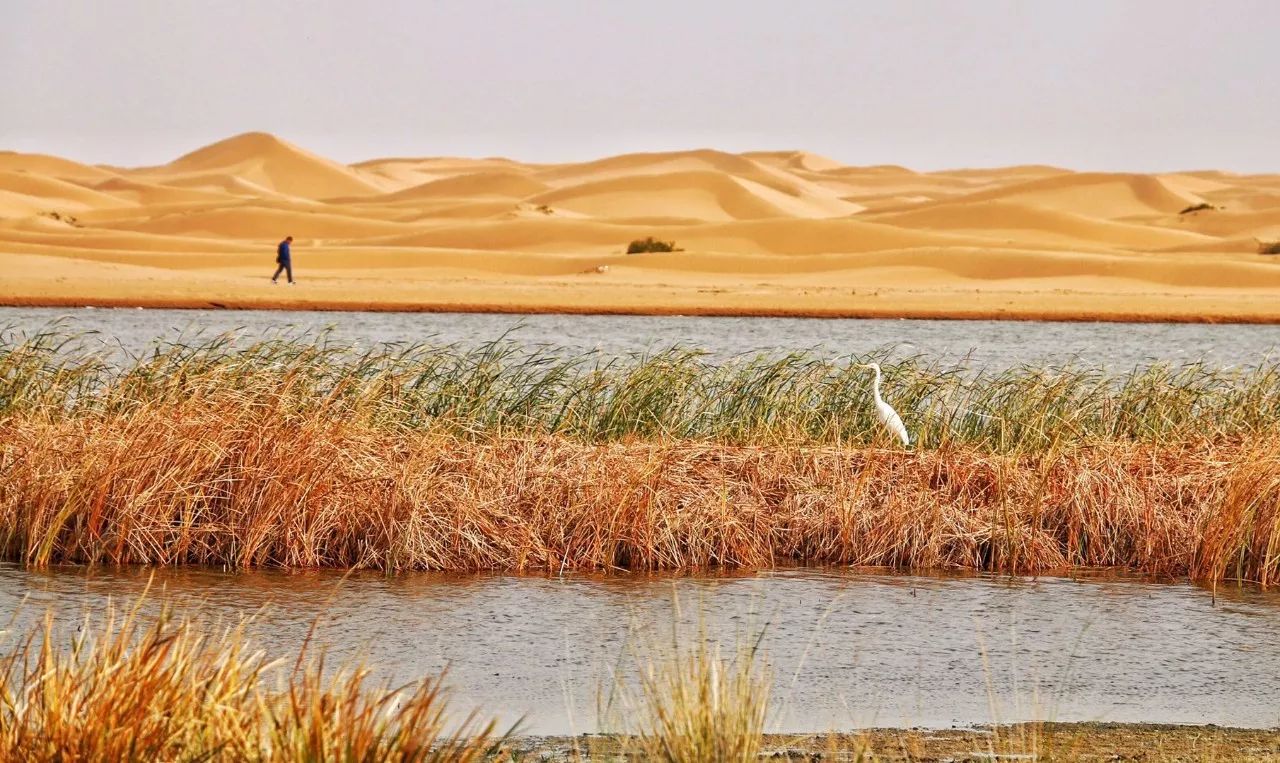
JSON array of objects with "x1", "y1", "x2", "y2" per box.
[{"x1": 860, "y1": 363, "x2": 910, "y2": 447}]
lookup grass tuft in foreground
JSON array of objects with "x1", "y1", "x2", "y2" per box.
[
  {"x1": 631, "y1": 642, "x2": 769, "y2": 763},
  {"x1": 601, "y1": 611, "x2": 771, "y2": 763},
  {"x1": 0, "y1": 601, "x2": 507, "y2": 762}
]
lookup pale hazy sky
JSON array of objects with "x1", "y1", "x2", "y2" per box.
[{"x1": 4, "y1": 0, "x2": 1277, "y2": 172}]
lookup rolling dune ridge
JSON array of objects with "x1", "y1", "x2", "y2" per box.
[{"x1": 2, "y1": 132, "x2": 1280, "y2": 320}]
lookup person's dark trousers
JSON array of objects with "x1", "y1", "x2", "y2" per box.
[{"x1": 272, "y1": 260, "x2": 293, "y2": 283}]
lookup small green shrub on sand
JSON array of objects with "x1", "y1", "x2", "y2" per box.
[
  {"x1": 627, "y1": 237, "x2": 682, "y2": 254},
  {"x1": 1178, "y1": 203, "x2": 1215, "y2": 214}
]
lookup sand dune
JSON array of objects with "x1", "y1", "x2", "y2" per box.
[
  {"x1": 530, "y1": 171, "x2": 803, "y2": 222},
  {"x1": 147, "y1": 171, "x2": 295, "y2": 200},
  {"x1": 0, "y1": 151, "x2": 119, "y2": 180},
  {"x1": 144, "y1": 132, "x2": 386, "y2": 199},
  {"x1": 89, "y1": 176, "x2": 239, "y2": 207},
  {"x1": 741, "y1": 150, "x2": 847, "y2": 173},
  {"x1": 377, "y1": 170, "x2": 550, "y2": 201},
  {"x1": 870, "y1": 199, "x2": 1215, "y2": 250},
  {"x1": 927, "y1": 172, "x2": 1204, "y2": 220},
  {"x1": 1162, "y1": 207, "x2": 1280, "y2": 239},
  {"x1": 354, "y1": 155, "x2": 528, "y2": 180},
  {"x1": 0, "y1": 171, "x2": 132, "y2": 212},
  {"x1": 1231, "y1": 194, "x2": 1280, "y2": 213},
  {"x1": 676, "y1": 218, "x2": 1013, "y2": 255},
  {"x1": 2, "y1": 132, "x2": 1279, "y2": 322},
  {"x1": 933, "y1": 165, "x2": 1070, "y2": 180},
  {"x1": 534, "y1": 148, "x2": 767, "y2": 184},
  {"x1": 0, "y1": 191, "x2": 75, "y2": 219},
  {"x1": 96, "y1": 204, "x2": 417, "y2": 240}
]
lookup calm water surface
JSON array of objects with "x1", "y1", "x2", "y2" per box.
[
  {"x1": 5, "y1": 306, "x2": 1280, "y2": 368},
  {"x1": 3, "y1": 565, "x2": 1278, "y2": 734}
]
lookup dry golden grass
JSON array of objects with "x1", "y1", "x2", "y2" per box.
[
  {"x1": 3, "y1": 394, "x2": 1280, "y2": 583},
  {"x1": 629, "y1": 640, "x2": 769, "y2": 763},
  {"x1": 595, "y1": 600, "x2": 772, "y2": 763},
  {"x1": 0, "y1": 600, "x2": 506, "y2": 762}
]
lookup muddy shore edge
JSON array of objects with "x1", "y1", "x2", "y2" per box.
[{"x1": 513, "y1": 723, "x2": 1280, "y2": 761}]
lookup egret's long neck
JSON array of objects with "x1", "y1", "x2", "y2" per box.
[{"x1": 872, "y1": 366, "x2": 883, "y2": 404}]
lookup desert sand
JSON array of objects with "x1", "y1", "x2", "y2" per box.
[{"x1": 3, "y1": 132, "x2": 1280, "y2": 322}]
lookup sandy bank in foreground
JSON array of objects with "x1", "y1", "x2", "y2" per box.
[
  {"x1": 4, "y1": 132, "x2": 1280, "y2": 322},
  {"x1": 520, "y1": 724, "x2": 1280, "y2": 761}
]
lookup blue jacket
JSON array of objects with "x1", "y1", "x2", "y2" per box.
[{"x1": 276, "y1": 240, "x2": 291, "y2": 262}]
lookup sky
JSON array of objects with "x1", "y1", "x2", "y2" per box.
[{"x1": 4, "y1": 0, "x2": 1277, "y2": 172}]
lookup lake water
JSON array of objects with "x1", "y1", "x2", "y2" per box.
[
  {"x1": 3, "y1": 306, "x2": 1280, "y2": 734},
  {"x1": 5, "y1": 306, "x2": 1280, "y2": 368},
  {"x1": 4, "y1": 565, "x2": 1278, "y2": 734}
]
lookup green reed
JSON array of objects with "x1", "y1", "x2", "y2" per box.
[{"x1": 3, "y1": 327, "x2": 1278, "y2": 452}]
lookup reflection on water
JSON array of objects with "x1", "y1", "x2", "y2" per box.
[
  {"x1": 5, "y1": 305, "x2": 1280, "y2": 369},
  {"x1": 3, "y1": 565, "x2": 1279, "y2": 734}
]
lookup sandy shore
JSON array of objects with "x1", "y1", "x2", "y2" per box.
[
  {"x1": 4, "y1": 132, "x2": 1280, "y2": 322},
  {"x1": 4, "y1": 275, "x2": 1280, "y2": 323}
]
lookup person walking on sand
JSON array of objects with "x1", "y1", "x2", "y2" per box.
[{"x1": 271, "y1": 236, "x2": 295, "y2": 284}]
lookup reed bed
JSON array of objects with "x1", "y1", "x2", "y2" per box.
[
  {"x1": 5, "y1": 328, "x2": 1280, "y2": 452},
  {"x1": 5, "y1": 329, "x2": 1280, "y2": 581},
  {"x1": 0, "y1": 602, "x2": 505, "y2": 762},
  {"x1": 3, "y1": 394, "x2": 1280, "y2": 582}
]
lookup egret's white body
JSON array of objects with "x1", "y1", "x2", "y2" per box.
[{"x1": 863, "y1": 363, "x2": 910, "y2": 447}]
